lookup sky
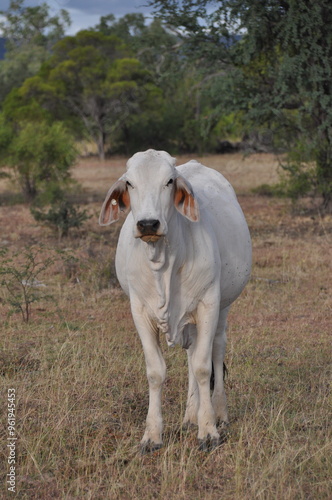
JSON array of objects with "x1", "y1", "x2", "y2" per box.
[{"x1": 0, "y1": 0, "x2": 154, "y2": 35}]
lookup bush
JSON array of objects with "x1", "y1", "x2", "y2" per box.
[
  {"x1": 278, "y1": 140, "x2": 323, "y2": 202},
  {"x1": 31, "y1": 200, "x2": 90, "y2": 239},
  {"x1": 0, "y1": 246, "x2": 55, "y2": 322},
  {"x1": 252, "y1": 183, "x2": 286, "y2": 197},
  {"x1": 0, "y1": 118, "x2": 77, "y2": 201},
  {"x1": 280, "y1": 163, "x2": 316, "y2": 200}
]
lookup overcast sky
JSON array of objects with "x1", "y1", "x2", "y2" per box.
[{"x1": 1, "y1": 0, "x2": 153, "y2": 35}]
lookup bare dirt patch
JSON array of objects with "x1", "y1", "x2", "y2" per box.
[{"x1": 69, "y1": 152, "x2": 281, "y2": 200}]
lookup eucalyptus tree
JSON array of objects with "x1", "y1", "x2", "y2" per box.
[
  {"x1": 0, "y1": 0, "x2": 70, "y2": 104},
  {"x1": 19, "y1": 31, "x2": 156, "y2": 159},
  {"x1": 150, "y1": 0, "x2": 332, "y2": 210}
]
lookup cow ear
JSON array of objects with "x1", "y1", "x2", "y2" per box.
[
  {"x1": 174, "y1": 175, "x2": 200, "y2": 222},
  {"x1": 99, "y1": 179, "x2": 130, "y2": 225}
]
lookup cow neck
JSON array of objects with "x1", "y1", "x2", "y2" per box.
[
  {"x1": 141, "y1": 237, "x2": 168, "y2": 335},
  {"x1": 144, "y1": 237, "x2": 167, "y2": 271},
  {"x1": 141, "y1": 211, "x2": 188, "y2": 341}
]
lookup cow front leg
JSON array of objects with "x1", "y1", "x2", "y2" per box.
[
  {"x1": 192, "y1": 300, "x2": 220, "y2": 450},
  {"x1": 132, "y1": 307, "x2": 166, "y2": 453}
]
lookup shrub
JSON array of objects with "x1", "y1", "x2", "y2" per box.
[
  {"x1": 252, "y1": 183, "x2": 286, "y2": 197},
  {"x1": 31, "y1": 200, "x2": 90, "y2": 239},
  {"x1": 0, "y1": 119, "x2": 77, "y2": 201},
  {"x1": 0, "y1": 246, "x2": 54, "y2": 322}
]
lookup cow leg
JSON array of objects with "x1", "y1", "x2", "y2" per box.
[
  {"x1": 192, "y1": 299, "x2": 220, "y2": 450},
  {"x1": 132, "y1": 308, "x2": 166, "y2": 453},
  {"x1": 183, "y1": 326, "x2": 199, "y2": 428},
  {"x1": 212, "y1": 307, "x2": 229, "y2": 426}
]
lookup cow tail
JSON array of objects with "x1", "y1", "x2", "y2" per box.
[
  {"x1": 210, "y1": 362, "x2": 215, "y2": 391},
  {"x1": 210, "y1": 362, "x2": 228, "y2": 391},
  {"x1": 223, "y1": 362, "x2": 228, "y2": 381}
]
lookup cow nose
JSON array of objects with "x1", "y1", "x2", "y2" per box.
[{"x1": 137, "y1": 219, "x2": 160, "y2": 234}]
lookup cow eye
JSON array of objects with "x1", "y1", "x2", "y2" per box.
[
  {"x1": 166, "y1": 178, "x2": 174, "y2": 187},
  {"x1": 126, "y1": 180, "x2": 133, "y2": 188}
]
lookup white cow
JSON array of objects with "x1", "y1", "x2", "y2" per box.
[{"x1": 99, "y1": 149, "x2": 251, "y2": 452}]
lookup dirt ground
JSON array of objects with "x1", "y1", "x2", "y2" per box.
[
  {"x1": 0, "y1": 152, "x2": 331, "y2": 499},
  {"x1": 70, "y1": 152, "x2": 282, "y2": 197}
]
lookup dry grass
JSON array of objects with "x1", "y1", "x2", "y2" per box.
[{"x1": 0, "y1": 153, "x2": 331, "y2": 499}]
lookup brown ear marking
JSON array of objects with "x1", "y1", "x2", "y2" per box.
[
  {"x1": 174, "y1": 175, "x2": 199, "y2": 222},
  {"x1": 99, "y1": 179, "x2": 130, "y2": 226}
]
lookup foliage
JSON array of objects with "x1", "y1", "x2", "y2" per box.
[
  {"x1": 0, "y1": 0, "x2": 70, "y2": 104},
  {"x1": 93, "y1": 13, "x2": 230, "y2": 153},
  {"x1": 19, "y1": 31, "x2": 158, "y2": 159},
  {"x1": 94, "y1": 13, "x2": 147, "y2": 50},
  {"x1": 0, "y1": 246, "x2": 55, "y2": 322},
  {"x1": 0, "y1": 111, "x2": 14, "y2": 180},
  {"x1": 0, "y1": 6, "x2": 244, "y2": 157},
  {"x1": 251, "y1": 183, "x2": 286, "y2": 198},
  {"x1": 94, "y1": 14, "x2": 182, "y2": 90},
  {"x1": 2, "y1": 1, "x2": 331, "y2": 206},
  {"x1": 31, "y1": 200, "x2": 91, "y2": 240},
  {"x1": 150, "y1": 0, "x2": 332, "y2": 210},
  {"x1": 277, "y1": 139, "x2": 331, "y2": 201},
  {"x1": 0, "y1": 118, "x2": 77, "y2": 201}
]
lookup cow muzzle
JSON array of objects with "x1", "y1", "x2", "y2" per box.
[{"x1": 136, "y1": 219, "x2": 163, "y2": 243}]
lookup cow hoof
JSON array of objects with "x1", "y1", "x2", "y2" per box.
[
  {"x1": 198, "y1": 435, "x2": 221, "y2": 452},
  {"x1": 140, "y1": 440, "x2": 163, "y2": 455},
  {"x1": 182, "y1": 421, "x2": 197, "y2": 431},
  {"x1": 217, "y1": 421, "x2": 230, "y2": 442},
  {"x1": 216, "y1": 418, "x2": 229, "y2": 428}
]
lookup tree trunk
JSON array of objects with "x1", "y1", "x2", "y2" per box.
[
  {"x1": 122, "y1": 125, "x2": 131, "y2": 156},
  {"x1": 322, "y1": 189, "x2": 332, "y2": 213},
  {"x1": 97, "y1": 129, "x2": 106, "y2": 160},
  {"x1": 21, "y1": 173, "x2": 37, "y2": 201},
  {"x1": 317, "y1": 145, "x2": 332, "y2": 213}
]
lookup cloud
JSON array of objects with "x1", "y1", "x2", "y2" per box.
[
  {"x1": 1, "y1": 0, "x2": 153, "y2": 34},
  {"x1": 1, "y1": 0, "x2": 150, "y2": 15},
  {"x1": 64, "y1": 8, "x2": 102, "y2": 35},
  {"x1": 52, "y1": 0, "x2": 147, "y2": 16}
]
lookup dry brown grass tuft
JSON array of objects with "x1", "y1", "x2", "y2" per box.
[{"x1": 0, "y1": 153, "x2": 331, "y2": 499}]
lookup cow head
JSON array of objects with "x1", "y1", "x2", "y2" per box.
[{"x1": 99, "y1": 149, "x2": 199, "y2": 242}]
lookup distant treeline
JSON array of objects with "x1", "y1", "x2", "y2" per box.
[
  {"x1": 0, "y1": 0, "x2": 332, "y2": 210},
  {"x1": 0, "y1": 38, "x2": 5, "y2": 59}
]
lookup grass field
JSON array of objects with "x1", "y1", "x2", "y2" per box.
[{"x1": 0, "y1": 153, "x2": 331, "y2": 499}]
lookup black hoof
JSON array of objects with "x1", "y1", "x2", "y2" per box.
[
  {"x1": 218, "y1": 422, "x2": 230, "y2": 444},
  {"x1": 216, "y1": 418, "x2": 229, "y2": 428},
  {"x1": 140, "y1": 440, "x2": 163, "y2": 455},
  {"x1": 198, "y1": 435, "x2": 221, "y2": 452},
  {"x1": 182, "y1": 422, "x2": 197, "y2": 431}
]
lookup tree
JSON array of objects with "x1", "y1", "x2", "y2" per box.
[
  {"x1": 20, "y1": 31, "x2": 157, "y2": 159},
  {"x1": 94, "y1": 13, "x2": 226, "y2": 153},
  {"x1": 94, "y1": 13, "x2": 147, "y2": 51},
  {"x1": 150, "y1": 0, "x2": 332, "y2": 210},
  {"x1": 0, "y1": 0, "x2": 70, "y2": 104},
  {"x1": 0, "y1": 118, "x2": 77, "y2": 201},
  {"x1": 94, "y1": 13, "x2": 182, "y2": 89}
]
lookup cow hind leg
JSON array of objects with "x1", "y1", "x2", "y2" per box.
[
  {"x1": 182, "y1": 326, "x2": 199, "y2": 429},
  {"x1": 211, "y1": 307, "x2": 229, "y2": 426}
]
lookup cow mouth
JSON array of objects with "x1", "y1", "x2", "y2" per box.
[{"x1": 140, "y1": 234, "x2": 163, "y2": 243}]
